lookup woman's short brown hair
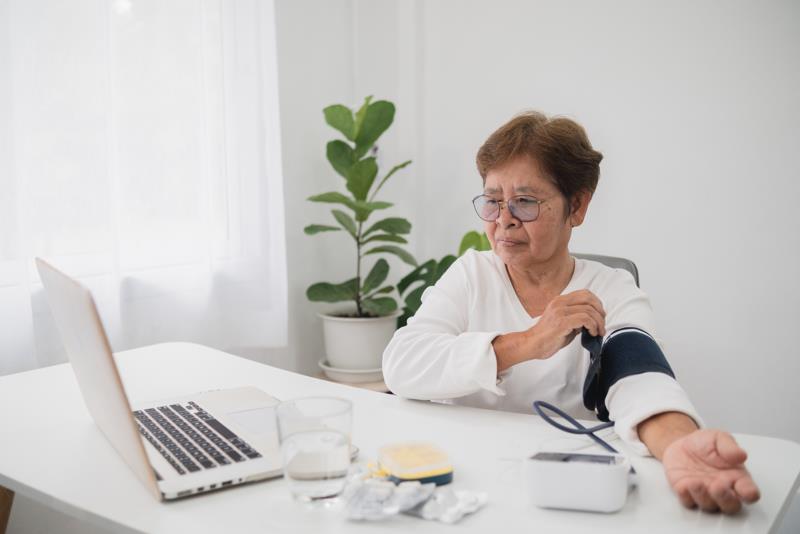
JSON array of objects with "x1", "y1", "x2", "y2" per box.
[{"x1": 476, "y1": 111, "x2": 603, "y2": 210}]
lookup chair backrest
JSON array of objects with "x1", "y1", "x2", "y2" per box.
[{"x1": 573, "y1": 253, "x2": 640, "y2": 287}]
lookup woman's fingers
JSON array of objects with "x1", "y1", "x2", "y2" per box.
[
  {"x1": 716, "y1": 431, "x2": 748, "y2": 465},
  {"x1": 560, "y1": 310, "x2": 604, "y2": 338},
  {"x1": 532, "y1": 290, "x2": 607, "y2": 358},
  {"x1": 676, "y1": 474, "x2": 757, "y2": 514},
  {"x1": 675, "y1": 482, "x2": 698, "y2": 509},
  {"x1": 714, "y1": 432, "x2": 759, "y2": 504},
  {"x1": 574, "y1": 312, "x2": 603, "y2": 337},
  {"x1": 688, "y1": 481, "x2": 719, "y2": 512},
  {"x1": 709, "y1": 480, "x2": 742, "y2": 514},
  {"x1": 565, "y1": 304, "x2": 606, "y2": 336},
  {"x1": 563, "y1": 289, "x2": 606, "y2": 317},
  {"x1": 733, "y1": 475, "x2": 761, "y2": 503}
]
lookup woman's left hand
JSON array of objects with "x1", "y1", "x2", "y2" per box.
[{"x1": 662, "y1": 429, "x2": 760, "y2": 514}]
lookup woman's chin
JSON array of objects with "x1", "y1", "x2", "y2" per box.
[{"x1": 495, "y1": 246, "x2": 526, "y2": 263}]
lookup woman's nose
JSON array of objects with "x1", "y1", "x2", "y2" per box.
[{"x1": 496, "y1": 203, "x2": 520, "y2": 228}]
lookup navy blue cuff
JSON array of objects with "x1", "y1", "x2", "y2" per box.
[{"x1": 582, "y1": 328, "x2": 675, "y2": 422}]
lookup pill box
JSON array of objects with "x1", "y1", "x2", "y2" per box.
[{"x1": 377, "y1": 442, "x2": 453, "y2": 486}]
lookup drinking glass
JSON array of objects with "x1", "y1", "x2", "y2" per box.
[{"x1": 275, "y1": 397, "x2": 352, "y2": 505}]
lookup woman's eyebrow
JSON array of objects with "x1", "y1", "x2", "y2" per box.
[
  {"x1": 483, "y1": 186, "x2": 544, "y2": 194},
  {"x1": 514, "y1": 185, "x2": 544, "y2": 194}
]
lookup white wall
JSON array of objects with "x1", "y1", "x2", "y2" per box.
[
  {"x1": 245, "y1": 0, "x2": 358, "y2": 373},
  {"x1": 273, "y1": 0, "x2": 800, "y2": 444}
]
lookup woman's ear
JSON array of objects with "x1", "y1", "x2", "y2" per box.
[{"x1": 569, "y1": 191, "x2": 593, "y2": 227}]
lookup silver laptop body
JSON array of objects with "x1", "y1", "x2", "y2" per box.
[{"x1": 36, "y1": 258, "x2": 284, "y2": 500}]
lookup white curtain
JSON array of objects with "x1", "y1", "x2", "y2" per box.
[{"x1": 0, "y1": 0, "x2": 288, "y2": 375}]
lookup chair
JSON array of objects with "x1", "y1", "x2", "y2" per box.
[{"x1": 573, "y1": 253, "x2": 640, "y2": 287}]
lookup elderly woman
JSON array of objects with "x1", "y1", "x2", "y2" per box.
[{"x1": 382, "y1": 112, "x2": 760, "y2": 514}]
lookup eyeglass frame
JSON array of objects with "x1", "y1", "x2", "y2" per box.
[{"x1": 472, "y1": 194, "x2": 550, "y2": 223}]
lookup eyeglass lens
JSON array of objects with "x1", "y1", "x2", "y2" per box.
[{"x1": 474, "y1": 196, "x2": 540, "y2": 222}]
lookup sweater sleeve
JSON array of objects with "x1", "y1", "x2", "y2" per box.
[
  {"x1": 599, "y1": 270, "x2": 703, "y2": 455},
  {"x1": 382, "y1": 255, "x2": 505, "y2": 400},
  {"x1": 606, "y1": 372, "x2": 703, "y2": 456}
]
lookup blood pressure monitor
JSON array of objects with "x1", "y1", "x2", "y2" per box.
[{"x1": 525, "y1": 451, "x2": 632, "y2": 513}]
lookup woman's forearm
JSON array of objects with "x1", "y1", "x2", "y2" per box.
[
  {"x1": 492, "y1": 330, "x2": 539, "y2": 372},
  {"x1": 638, "y1": 411, "x2": 699, "y2": 460}
]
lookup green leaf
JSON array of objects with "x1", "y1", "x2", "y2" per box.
[
  {"x1": 308, "y1": 192, "x2": 356, "y2": 211},
  {"x1": 368, "y1": 285, "x2": 394, "y2": 296},
  {"x1": 479, "y1": 233, "x2": 491, "y2": 250},
  {"x1": 369, "y1": 160, "x2": 411, "y2": 201},
  {"x1": 326, "y1": 140, "x2": 355, "y2": 178},
  {"x1": 360, "y1": 200, "x2": 392, "y2": 209},
  {"x1": 397, "y1": 259, "x2": 436, "y2": 295},
  {"x1": 365, "y1": 245, "x2": 417, "y2": 267},
  {"x1": 361, "y1": 296, "x2": 398, "y2": 316},
  {"x1": 458, "y1": 230, "x2": 491, "y2": 256},
  {"x1": 354, "y1": 100, "x2": 395, "y2": 159},
  {"x1": 346, "y1": 157, "x2": 378, "y2": 201},
  {"x1": 362, "y1": 233, "x2": 408, "y2": 245},
  {"x1": 323, "y1": 104, "x2": 355, "y2": 141},
  {"x1": 304, "y1": 224, "x2": 341, "y2": 235},
  {"x1": 396, "y1": 254, "x2": 455, "y2": 298},
  {"x1": 363, "y1": 217, "x2": 411, "y2": 236},
  {"x1": 361, "y1": 258, "x2": 389, "y2": 294},
  {"x1": 353, "y1": 200, "x2": 393, "y2": 222},
  {"x1": 433, "y1": 255, "x2": 457, "y2": 282},
  {"x1": 352, "y1": 96, "x2": 373, "y2": 140},
  {"x1": 332, "y1": 209, "x2": 357, "y2": 238},
  {"x1": 397, "y1": 309, "x2": 412, "y2": 329},
  {"x1": 403, "y1": 285, "x2": 426, "y2": 314},
  {"x1": 306, "y1": 278, "x2": 358, "y2": 302}
]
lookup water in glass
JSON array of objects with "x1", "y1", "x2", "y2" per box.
[{"x1": 281, "y1": 429, "x2": 350, "y2": 501}]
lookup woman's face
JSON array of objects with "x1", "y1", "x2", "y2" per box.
[{"x1": 483, "y1": 156, "x2": 588, "y2": 271}]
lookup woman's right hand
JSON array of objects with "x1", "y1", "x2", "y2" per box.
[
  {"x1": 492, "y1": 289, "x2": 607, "y2": 371},
  {"x1": 526, "y1": 289, "x2": 606, "y2": 360}
]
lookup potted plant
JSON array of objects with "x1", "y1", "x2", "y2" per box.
[
  {"x1": 305, "y1": 96, "x2": 416, "y2": 372},
  {"x1": 397, "y1": 231, "x2": 491, "y2": 328}
]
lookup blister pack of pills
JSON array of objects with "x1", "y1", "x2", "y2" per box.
[
  {"x1": 344, "y1": 477, "x2": 487, "y2": 523},
  {"x1": 405, "y1": 486, "x2": 488, "y2": 524}
]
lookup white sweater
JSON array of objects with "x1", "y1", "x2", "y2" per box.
[{"x1": 382, "y1": 250, "x2": 701, "y2": 455}]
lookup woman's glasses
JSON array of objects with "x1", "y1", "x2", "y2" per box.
[{"x1": 472, "y1": 194, "x2": 546, "y2": 222}]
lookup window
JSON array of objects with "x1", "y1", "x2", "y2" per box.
[{"x1": 0, "y1": 0, "x2": 287, "y2": 374}]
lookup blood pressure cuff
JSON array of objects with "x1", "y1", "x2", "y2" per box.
[{"x1": 582, "y1": 327, "x2": 675, "y2": 422}]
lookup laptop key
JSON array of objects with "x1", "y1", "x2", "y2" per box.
[
  {"x1": 134, "y1": 410, "x2": 201, "y2": 473},
  {"x1": 188, "y1": 404, "x2": 262, "y2": 460},
  {"x1": 145, "y1": 408, "x2": 215, "y2": 470},
  {"x1": 136, "y1": 424, "x2": 186, "y2": 475},
  {"x1": 172, "y1": 404, "x2": 245, "y2": 463},
  {"x1": 160, "y1": 406, "x2": 230, "y2": 466}
]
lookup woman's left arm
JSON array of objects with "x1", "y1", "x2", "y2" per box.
[
  {"x1": 638, "y1": 412, "x2": 761, "y2": 514},
  {"x1": 597, "y1": 272, "x2": 760, "y2": 514}
]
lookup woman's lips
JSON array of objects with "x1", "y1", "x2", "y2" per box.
[{"x1": 497, "y1": 238, "x2": 524, "y2": 246}]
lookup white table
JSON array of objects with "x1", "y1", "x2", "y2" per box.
[{"x1": 1, "y1": 343, "x2": 798, "y2": 533}]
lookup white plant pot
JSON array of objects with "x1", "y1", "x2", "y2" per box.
[{"x1": 318, "y1": 311, "x2": 401, "y2": 370}]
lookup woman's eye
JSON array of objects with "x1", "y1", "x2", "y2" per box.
[{"x1": 516, "y1": 197, "x2": 535, "y2": 204}]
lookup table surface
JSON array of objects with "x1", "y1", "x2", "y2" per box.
[
  {"x1": 0, "y1": 342, "x2": 797, "y2": 534},
  {"x1": 314, "y1": 371, "x2": 390, "y2": 393}
]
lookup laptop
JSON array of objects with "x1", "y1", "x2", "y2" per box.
[{"x1": 35, "y1": 258, "x2": 285, "y2": 500}]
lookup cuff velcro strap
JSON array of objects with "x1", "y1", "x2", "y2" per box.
[{"x1": 582, "y1": 328, "x2": 675, "y2": 422}]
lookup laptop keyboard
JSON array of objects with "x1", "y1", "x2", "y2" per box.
[{"x1": 133, "y1": 401, "x2": 262, "y2": 476}]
